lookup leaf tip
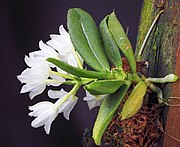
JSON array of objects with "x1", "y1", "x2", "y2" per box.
[{"x1": 92, "y1": 131, "x2": 101, "y2": 146}]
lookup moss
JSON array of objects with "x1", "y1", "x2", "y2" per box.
[
  {"x1": 135, "y1": 0, "x2": 155, "y2": 59},
  {"x1": 121, "y1": 1, "x2": 180, "y2": 146},
  {"x1": 135, "y1": 0, "x2": 179, "y2": 100},
  {"x1": 154, "y1": 7, "x2": 178, "y2": 99}
]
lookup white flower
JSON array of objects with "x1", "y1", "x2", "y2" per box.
[
  {"x1": 31, "y1": 25, "x2": 83, "y2": 69},
  {"x1": 29, "y1": 89, "x2": 78, "y2": 134},
  {"x1": 83, "y1": 91, "x2": 106, "y2": 110},
  {"x1": 47, "y1": 25, "x2": 83, "y2": 67},
  {"x1": 17, "y1": 54, "x2": 51, "y2": 99},
  {"x1": 48, "y1": 89, "x2": 78, "y2": 120},
  {"x1": 29, "y1": 41, "x2": 66, "y2": 73},
  {"x1": 29, "y1": 101, "x2": 58, "y2": 134},
  {"x1": 31, "y1": 40, "x2": 59, "y2": 66},
  {"x1": 17, "y1": 54, "x2": 64, "y2": 99},
  {"x1": 47, "y1": 25, "x2": 74, "y2": 55}
]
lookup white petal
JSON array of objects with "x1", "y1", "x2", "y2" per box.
[
  {"x1": 49, "y1": 72, "x2": 65, "y2": 82},
  {"x1": 18, "y1": 68, "x2": 48, "y2": 84},
  {"x1": 59, "y1": 25, "x2": 70, "y2": 39},
  {"x1": 48, "y1": 89, "x2": 67, "y2": 99},
  {"x1": 20, "y1": 83, "x2": 46, "y2": 99},
  {"x1": 83, "y1": 91, "x2": 94, "y2": 100},
  {"x1": 31, "y1": 108, "x2": 57, "y2": 128},
  {"x1": 29, "y1": 100, "x2": 60, "y2": 134},
  {"x1": 24, "y1": 53, "x2": 43, "y2": 68},
  {"x1": 67, "y1": 53, "x2": 77, "y2": 67},
  {"x1": 87, "y1": 99, "x2": 101, "y2": 110},
  {"x1": 28, "y1": 101, "x2": 53, "y2": 116},
  {"x1": 46, "y1": 38, "x2": 67, "y2": 55},
  {"x1": 46, "y1": 80, "x2": 61, "y2": 87},
  {"x1": 29, "y1": 84, "x2": 46, "y2": 99},
  {"x1": 44, "y1": 111, "x2": 58, "y2": 134},
  {"x1": 46, "y1": 39, "x2": 65, "y2": 53},
  {"x1": 49, "y1": 34, "x2": 61, "y2": 41},
  {"x1": 24, "y1": 55, "x2": 36, "y2": 67},
  {"x1": 84, "y1": 91, "x2": 106, "y2": 110},
  {"x1": 49, "y1": 34, "x2": 68, "y2": 45},
  {"x1": 25, "y1": 53, "x2": 48, "y2": 70},
  {"x1": 20, "y1": 84, "x2": 37, "y2": 93},
  {"x1": 31, "y1": 114, "x2": 49, "y2": 128},
  {"x1": 39, "y1": 40, "x2": 53, "y2": 52},
  {"x1": 55, "y1": 95, "x2": 78, "y2": 119},
  {"x1": 44, "y1": 119, "x2": 53, "y2": 134},
  {"x1": 25, "y1": 40, "x2": 59, "y2": 68},
  {"x1": 48, "y1": 35, "x2": 72, "y2": 54},
  {"x1": 63, "y1": 97, "x2": 78, "y2": 120}
]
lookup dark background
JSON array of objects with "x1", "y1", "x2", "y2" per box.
[{"x1": 1, "y1": 0, "x2": 143, "y2": 147}]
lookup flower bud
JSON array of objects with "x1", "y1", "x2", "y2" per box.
[{"x1": 164, "y1": 74, "x2": 178, "y2": 82}]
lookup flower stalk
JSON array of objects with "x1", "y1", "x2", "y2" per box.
[{"x1": 55, "y1": 83, "x2": 81, "y2": 109}]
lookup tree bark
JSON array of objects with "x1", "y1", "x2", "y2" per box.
[{"x1": 135, "y1": 0, "x2": 180, "y2": 146}]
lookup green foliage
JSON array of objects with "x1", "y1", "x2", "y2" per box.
[
  {"x1": 46, "y1": 8, "x2": 178, "y2": 146},
  {"x1": 47, "y1": 58, "x2": 111, "y2": 79},
  {"x1": 121, "y1": 82, "x2": 147, "y2": 120},
  {"x1": 100, "y1": 16, "x2": 122, "y2": 68},
  {"x1": 67, "y1": 8, "x2": 110, "y2": 71},
  {"x1": 84, "y1": 79, "x2": 125, "y2": 95},
  {"x1": 92, "y1": 81, "x2": 131, "y2": 145},
  {"x1": 108, "y1": 12, "x2": 136, "y2": 73}
]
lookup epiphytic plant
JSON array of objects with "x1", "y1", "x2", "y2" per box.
[{"x1": 17, "y1": 8, "x2": 178, "y2": 146}]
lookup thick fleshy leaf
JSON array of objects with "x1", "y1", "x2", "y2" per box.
[
  {"x1": 84, "y1": 79, "x2": 125, "y2": 95},
  {"x1": 67, "y1": 8, "x2": 110, "y2": 71},
  {"x1": 121, "y1": 82, "x2": 147, "y2": 120},
  {"x1": 108, "y1": 12, "x2": 136, "y2": 73},
  {"x1": 100, "y1": 16, "x2": 122, "y2": 68},
  {"x1": 93, "y1": 81, "x2": 131, "y2": 145},
  {"x1": 47, "y1": 58, "x2": 111, "y2": 79}
]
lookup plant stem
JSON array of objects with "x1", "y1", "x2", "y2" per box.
[
  {"x1": 50, "y1": 70, "x2": 75, "y2": 80},
  {"x1": 55, "y1": 83, "x2": 81, "y2": 108},
  {"x1": 72, "y1": 48, "x2": 83, "y2": 69},
  {"x1": 146, "y1": 74, "x2": 178, "y2": 83},
  {"x1": 149, "y1": 83, "x2": 163, "y2": 103}
]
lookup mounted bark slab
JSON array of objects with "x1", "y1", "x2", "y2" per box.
[{"x1": 136, "y1": 0, "x2": 180, "y2": 146}]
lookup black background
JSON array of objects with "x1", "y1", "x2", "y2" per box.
[{"x1": 1, "y1": 0, "x2": 143, "y2": 147}]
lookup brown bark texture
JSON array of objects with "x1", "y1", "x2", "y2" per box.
[{"x1": 135, "y1": 0, "x2": 180, "y2": 146}]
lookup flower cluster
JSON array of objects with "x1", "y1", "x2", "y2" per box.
[{"x1": 17, "y1": 25, "x2": 104, "y2": 134}]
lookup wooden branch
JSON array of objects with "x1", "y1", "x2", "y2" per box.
[{"x1": 135, "y1": 0, "x2": 180, "y2": 146}]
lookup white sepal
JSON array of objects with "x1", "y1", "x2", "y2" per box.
[
  {"x1": 47, "y1": 25, "x2": 83, "y2": 67},
  {"x1": 83, "y1": 91, "x2": 106, "y2": 110},
  {"x1": 17, "y1": 54, "x2": 51, "y2": 99},
  {"x1": 29, "y1": 101, "x2": 58, "y2": 134}
]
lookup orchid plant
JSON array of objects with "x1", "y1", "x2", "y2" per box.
[{"x1": 17, "y1": 8, "x2": 178, "y2": 146}]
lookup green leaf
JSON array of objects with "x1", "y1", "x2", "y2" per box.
[
  {"x1": 100, "y1": 15, "x2": 122, "y2": 68},
  {"x1": 67, "y1": 8, "x2": 110, "y2": 71},
  {"x1": 121, "y1": 82, "x2": 147, "y2": 120},
  {"x1": 108, "y1": 12, "x2": 136, "y2": 73},
  {"x1": 93, "y1": 81, "x2": 131, "y2": 145},
  {"x1": 47, "y1": 58, "x2": 111, "y2": 79},
  {"x1": 84, "y1": 79, "x2": 125, "y2": 95}
]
